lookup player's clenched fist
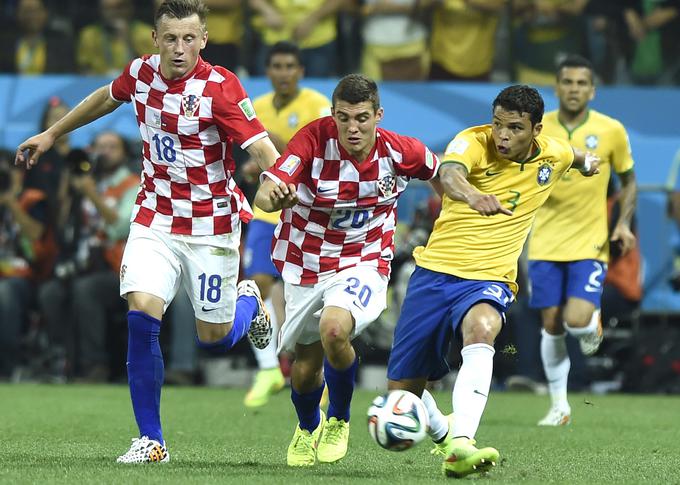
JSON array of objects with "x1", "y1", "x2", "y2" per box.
[{"x1": 468, "y1": 192, "x2": 513, "y2": 216}]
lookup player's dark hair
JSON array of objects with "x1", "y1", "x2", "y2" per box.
[
  {"x1": 155, "y1": 0, "x2": 208, "y2": 30},
  {"x1": 492, "y1": 85, "x2": 544, "y2": 126},
  {"x1": 556, "y1": 54, "x2": 594, "y2": 82},
  {"x1": 265, "y1": 41, "x2": 302, "y2": 67},
  {"x1": 332, "y1": 74, "x2": 380, "y2": 112}
]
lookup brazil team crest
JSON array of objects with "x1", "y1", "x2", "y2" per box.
[
  {"x1": 378, "y1": 174, "x2": 396, "y2": 197},
  {"x1": 585, "y1": 134, "x2": 599, "y2": 149},
  {"x1": 537, "y1": 163, "x2": 553, "y2": 186},
  {"x1": 182, "y1": 95, "x2": 200, "y2": 118}
]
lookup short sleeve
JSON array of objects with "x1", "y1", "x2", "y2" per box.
[
  {"x1": 110, "y1": 60, "x2": 136, "y2": 103},
  {"x1": 442, "y1": 132, "x2": 484, "y2": 173},
  {"x1": 610, "y1": 121, "x2": 634, "y2": 174},
  {"x1": 393, "y1": 135, "x2": 440, "y2": 181},
  {"x1": 211, "y1": 72, "x2": 266, "y2": 149},
  {"x1": 261, "y1": 124, "x2": 316, "y2": 186}
]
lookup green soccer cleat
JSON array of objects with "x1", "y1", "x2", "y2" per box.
[
  {"x1": 431, "y1": 414, "x2": 455, "y2": 457},
  {"x1": 317, "y1": 417, "x2": 350, "y2": 463},
  {"x1": 442, "y1": 437, "x2": 499, "y2": 478},
  {"x1": 244, "y1": 368, "x2": 285, "y2": 408},
  {"x1": 287, "y1": 410, "x2": 325, "y2": 467}
]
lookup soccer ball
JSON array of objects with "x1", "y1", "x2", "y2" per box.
[{"x1": 367, "y1": 390, "x2": 429, "y2": 451}]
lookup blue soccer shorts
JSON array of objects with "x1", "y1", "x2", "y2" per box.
[
  {"x1": 243, "y1": 220, "x2": 280, "y2": 279},
  {"x1": 387, "y1": 266, "x2": 514, "y2": 381},
  {"x1": 527, "y1": 259, "x2": 608, "y2": 309}
]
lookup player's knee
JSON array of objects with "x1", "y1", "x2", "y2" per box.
[
  {"x1": 463, "y1": 316, "x2": 501, "y2": 345},
  {"x1": 196, "y1": 322, "x2": 231, "y2": 344},
  {"x1": 562, "y1": 310, "x2": 592, "y2": 328},
  {"x1": 319, "y1": 319, "x2": 350, "y2": 349}
]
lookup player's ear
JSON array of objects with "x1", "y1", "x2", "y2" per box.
[
  {"x1": 533, "y1": 122, "x2": 543, "y2": 137},
  {"x1": 201, "y1": 29, "x2": 208, "y2": 49},
  {"x1": 375, "y1": 107, "x2": 384, "y2": 123},
  {"x1": 152, "y1": 30, "x2": 159, "y2": 49}
]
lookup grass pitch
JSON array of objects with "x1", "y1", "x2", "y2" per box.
[{"x1": 1, "y1": 384, "x2": 678, "y2": 484}]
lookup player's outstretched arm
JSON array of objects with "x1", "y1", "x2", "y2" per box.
[
  {"x1": 611, "y1": 170, "x2": 638, "y2": 255},
  {"x1": 15, "y1": 85, "x2": 122, "y2": 169},
  {"x1": 246, "y1": 136, "x2": 281, "y2": 172},
  {"x1": 439, "y1": 163, "x2": 512, "y2": 216},
  {"x1": 571, "y1": 147, "x2": 600, "y2": 177},
  {"x1": 255, "y1": 178, "x2": 298, "y2": 212}
]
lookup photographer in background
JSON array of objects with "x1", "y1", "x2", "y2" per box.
[
  {"x1": 0, "y1": 149, "x2": 59, "y2": 380},
  {"x1": 39, "y1": 131, "x2": 139, "y2": 382}
]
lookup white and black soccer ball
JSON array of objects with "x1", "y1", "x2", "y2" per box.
[{"x1": 367, "y1": 390, "x2": 429, "y2": 451}]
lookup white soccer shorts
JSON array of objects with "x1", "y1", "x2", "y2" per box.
[
  {"x1": 278, "y1": 266, "x2": 388, "y2": 353},
  {"x1": 120, "y1": 222, "x2": 241, "y2": 323}
]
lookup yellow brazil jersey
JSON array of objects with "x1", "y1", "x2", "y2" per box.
[
  {"x1": 430, "y1": 0, "x2": 499, "y2": 77},
  {"x1": 528, "y1": 109, "x2": 634, "y2": 263},
  {"x1": 252, "y1": 87, "x2": 331, "y2": 224},
  {"x1": 414, "y1": 125, "x2": 574, "y2": 294},
  {"x1": 206, "y1": 8, "x2": 243, "y2": 44},
  {"x1": 252, "y1": 0, "x2": 336, "y2": 49}
]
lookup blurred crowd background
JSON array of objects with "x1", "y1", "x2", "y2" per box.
[{"x1": 1, "y1": 0, "x2": 680, "y2": 395}]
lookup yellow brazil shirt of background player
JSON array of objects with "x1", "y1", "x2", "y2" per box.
[
  {"x1": 414, "y1": 125, "x2": 574, "y2": 294},
  {"x1": 252, "y1": 87, "x2": 331, "y2": 225},
  {"x1": 528, "y1": 110, "x2": 634, "y2": 263},
  {"x1": 252, "y1": 0, "x2": 336, "y2": 50}
]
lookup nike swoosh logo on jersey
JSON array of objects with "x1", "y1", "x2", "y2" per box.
[
  {"x1": 318, "y1": 187, "x2": 334, "y2": 193},
  {"x1": 485, "y1": 169, "x2": 502, "y2": 176},
  {"x1": 201, "y1": 306, "x2": 218, "y2": 312}
]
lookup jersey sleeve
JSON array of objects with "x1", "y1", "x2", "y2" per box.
[
  {"x1": 610, "y1": 120, "x2": 634, "y2": 174},
  {"x1": 261, "y1": 124, "x2": 316, "y2": 186},
  {"x1": 110, "y1": 59, "x2": 137, "y2": 103},
  {"x1": 442, "y1": 132, "x2": 484, "y2": 173},
  {"x1": 211, "y1": 73, "x2": 267, "y2": 150},
  {"x1": 393, "y1": 135, "x2": 441, "y2": 180}
]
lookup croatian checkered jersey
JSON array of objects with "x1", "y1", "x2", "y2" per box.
[
  {"x1": 110, "y1": 55, "x2": 267, "y2": 235},
  {"x1": 262, "y1": 116, "x2": 440, "y2": 284}
]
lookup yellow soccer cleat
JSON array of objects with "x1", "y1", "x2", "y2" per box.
[
  {"x1": 244, "y1": 367, "x2": 285, "y2": 408},
  {"x1": 442, "y1": 437, "x2": 499, "y2": 478},
  {"x1": 287, "y1": 410, "x2": 325, "y2": 467},
  {"x1": 317, "y1": 417, "x2": 350, "y2": 463},
  {"x1": 430, "y1": 413, "x2": 455, "y2": 457}
]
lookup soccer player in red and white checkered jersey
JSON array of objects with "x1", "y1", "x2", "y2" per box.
[
  {"x1": 15, "y1": 0, "x2": 280, "y2": 464},
  {"x1": 255, "y1": 74, "x2": 441, "y2": 466}
]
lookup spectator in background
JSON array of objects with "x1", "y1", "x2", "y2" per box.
[
  {"x1": 0, "y1": 146, "x2": 59, "y2": 380},
  {"x1": 249, "y1": 0, "x2": 343, "y2": 77},
  {"x1": 77, "y1": 0, "x2": 155, "y2": 75},
  {"x1": 40, "y1": 132, "x2": 139, "y2": 382},
  {"x1": 426, "y1": 0, "x2": 504, "y2": 81},
  {"x1": 513, "y1": 0, "x2": 590, "y2": 85},
  {"x1": 359, "y1": 0, "x2": 428, "y2": 81},
  {"x1": 0, "y1": 0, "x2": 76, "y2": 74}
]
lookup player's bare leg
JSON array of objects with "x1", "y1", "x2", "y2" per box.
[
  {"x1": 287, "y1": 342, "x2": 325, "y2": 466},
  {"x1": 564, "y1": 297, "x2": 602, "y2": 355},
  {"x1": 316, "y1": 306, "x2": 356, "y2": 463},
  {"x1": 442, "y1": 303, "x2": 501, "y2": 478}
]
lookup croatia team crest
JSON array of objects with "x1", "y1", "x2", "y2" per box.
[
  {"x1": 378, "y1": 174, "x2": 396, "y2": 197},
  {"x1": 585, "y1": 134, "x2": 599, "y2": 149},
  {"x1": 182, "y1": 94, "x2": 200, "y2": 118},
  {"x1": 537, "y1": 163, "x2": 553, "y2": 186}
]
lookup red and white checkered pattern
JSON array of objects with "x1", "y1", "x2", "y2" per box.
[
  {"x1": 262, "y1": 117, "x2": 440, "y2": 284},
  {"x1": 110, "y1": 55, "x2": 267, "y2": 235}
]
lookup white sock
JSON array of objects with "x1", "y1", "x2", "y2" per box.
[
  {"x1": 421, "y1": 389, "x2": 448, "y2": 442},
  {"x1": 451, "y1": 343, "x2": 495, "y2": 440},
  {"x1": 563, "y1": 309, "x2": 600, "y2": 337},
  {"x1": 540, "y1": 329, "x2": 570, "y2": 410},
  {"x1": 251, "y1": 297, "x2": 280, "y2": 369}
]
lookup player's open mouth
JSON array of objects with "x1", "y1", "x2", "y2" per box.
[
  {"x1": 497, "y1": 145, "x2": 509, "y2": 154},
  {"x1": 172, "y1": 59, "x2": 184, "y2": 66},
  {"x1": 348, "y1": 137, "x2": 361, "y2": 144}
]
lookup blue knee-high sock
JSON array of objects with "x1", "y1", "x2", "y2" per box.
[
  {"x1": 195, "y1": 294, "x2": 258, "y2": 352},
  {"x1": 291, "y1": 383, "x2": 325, "y2": 432},
  {"x1": 325, "y1": 357, "x2": 358, "y2": 422},
  {"x1": 127, "y1": 310, "x2": 164, "y2": 443}
]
